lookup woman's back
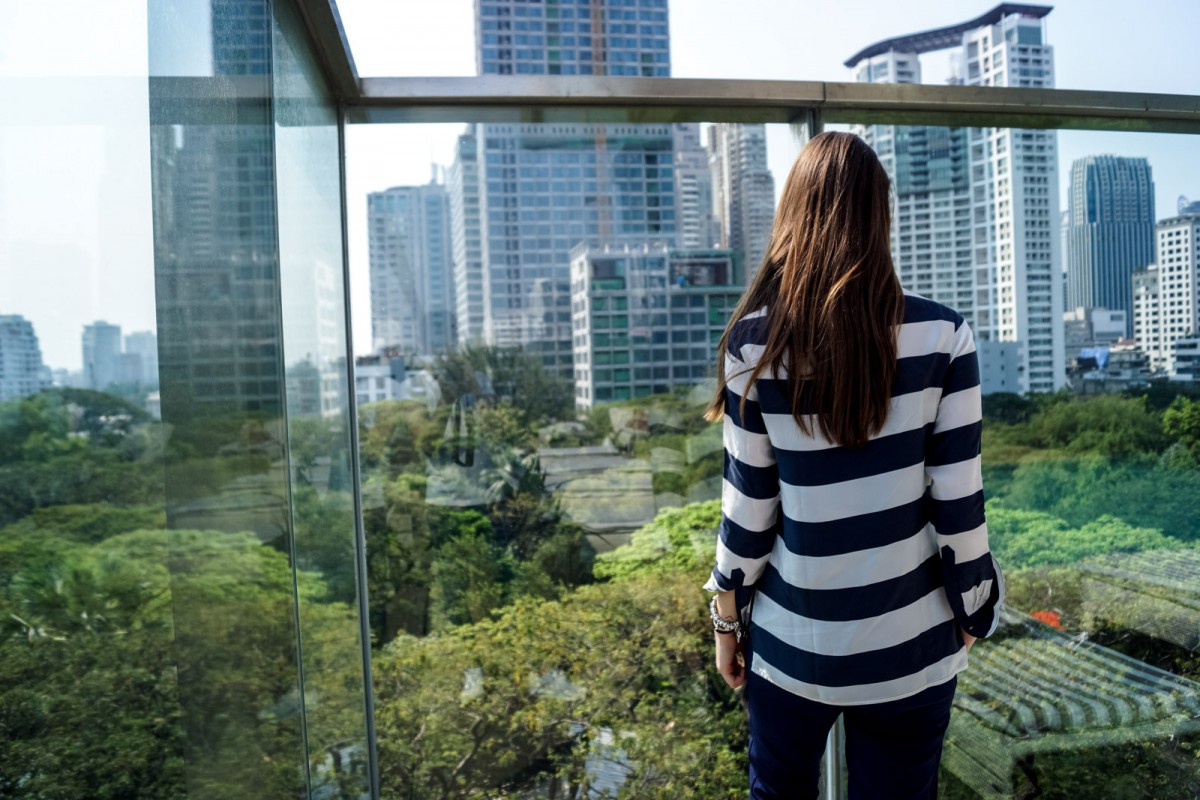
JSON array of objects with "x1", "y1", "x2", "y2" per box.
[{"x1": 706, "y1": 290, "x2": 1002, "y2": 705}]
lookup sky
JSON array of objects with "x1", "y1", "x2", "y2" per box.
[{"x1": 0, "y1": 0, "x2": 1197, "y2": 369}]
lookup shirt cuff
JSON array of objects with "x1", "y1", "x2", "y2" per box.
[{"x1": 702, "y1": 566, "x2": 737, "y2": 593}]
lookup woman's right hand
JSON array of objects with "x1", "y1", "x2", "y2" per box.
[{"x1": 715, "y1": 631, "x2": 746, "y2": 689}]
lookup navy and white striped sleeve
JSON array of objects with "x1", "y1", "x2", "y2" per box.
[
  {"x1": 703, "y1": 351, "x2": 781, "y2": 593},
  {"x1": 927, "y1": 319, "x2": 1005, "y2": 638}
]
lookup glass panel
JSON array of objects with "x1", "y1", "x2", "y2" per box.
[
  {"x1": 842, "y1": 111, "x2": 1200, "y2": 800},
  {"x1": 272, "y1": 0, "x2": 374, "y2": 796},
  {"x1": 0, "y1": 6, "x2": 185, "y2": 798},
  {"x1": 347, "y1": 118, "x2": 804, "y2": 797},
  {"x1": 349, "y1": 103, "x2": 1200, "y2": 798},
  {"x1": 147, "y1": 0, "x2": 311, "y2": 794}
]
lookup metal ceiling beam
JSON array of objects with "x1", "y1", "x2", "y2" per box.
[
  {"x1": 293, "y1": 0, "x2": 359, "y2": 101},
  {"x1": 348, "y1": 76, "x2": 1200, "y2": 133}
]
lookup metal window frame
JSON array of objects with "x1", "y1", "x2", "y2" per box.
[{"x1": 293, "y1": 1, "x2": 1200, "y2": 133}]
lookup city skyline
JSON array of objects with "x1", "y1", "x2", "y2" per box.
[
  {"x1": 343, "y1": 2, "x2": 1199, "y2": 359},
  {"x1": 3, "y1": 0, "x2": 1198, "y2": 369}
]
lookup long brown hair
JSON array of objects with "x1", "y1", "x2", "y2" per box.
[{"x1": 705, "y1": 131, "x2": 903, "y2": 448}]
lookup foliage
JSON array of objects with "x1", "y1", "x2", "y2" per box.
[
  {"x1": 996, "y1": 456, "x2": 1200, "y2": 542},
  {"x1": 1163, "y1": 396, "x2": 1200, "y2": 461},
  {"x1": 594, "y1": 500, "x2": 720, "y2": 582},
  {"x1": 0, "y1": 391, "x2": 164, "y2": 527},
  {"x1": 989, "y1": 393, "x2": 1173, "y2": 457},
  {"x1": 0, "y1": 527, "x2": 367, "y2": 800},
  {"x1": 358, "y1": 399, "x2": 446, "y2": 479},
  {"x1": 986, "y1": 504, "x2": 1178, "y2": 568},
  {"x1": 373, "y1": 570, "x2": 747, "y2": 800},
  {"x1": 432, "y1": 346, "x2": 574, "y2": 428}
]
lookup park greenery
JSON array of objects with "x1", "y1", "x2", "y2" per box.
[{"x1": 2, "y1": 352, "x2": 1200, "y2": 797}]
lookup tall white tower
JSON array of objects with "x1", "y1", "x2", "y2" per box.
[{"x1": 848, "y1": 4, "x2": 1064, "y2": 393}]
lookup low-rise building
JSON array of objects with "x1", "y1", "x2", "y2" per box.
[
  {"x1": 570, "y1": 242, "x2": 740, "y2": 410},
  {"x1": 1069, "y1": 338, "x2": 1152, "y2": 394},
  {"x1": 1171, "y1": 334, "x2": 1200, "y2": 382}
]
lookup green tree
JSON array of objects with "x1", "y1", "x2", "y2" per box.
[
  {"x1": 986, "y1": 504, "x2": 1177, "y2": 568},
  {"x1": 1163, "y1": 396, "x2": 1200, "y2": 459},
  {"x1": 1025, "y1": 394, "x2": 1172, "y2": 457},
  {"x1": 432, "y1": 346, "x2": 574, "y2": 428},
  {"x1": 373, "y1": 571, "x2": 746, "y2": 800},
  {"x1": 428, "y1": 531, "x2": 513, "y2": 629},
  {"x1": 0, "y1": 527, "x2": 368, "y2": 800}
]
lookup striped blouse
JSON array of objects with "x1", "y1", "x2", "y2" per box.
[{"x1": 703, "y1": 292, "x2": 1005, "y2": 705}]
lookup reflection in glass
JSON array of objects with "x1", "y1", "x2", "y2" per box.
[{"x1": 272, "y1": 0, "x2": 374, "y2": 795}]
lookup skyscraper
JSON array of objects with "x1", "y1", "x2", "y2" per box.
[
  {"x1": 82, "y1": 321, "x2": 122, "y2": 391},
  {"x1": 848, "y1": 3, "x2": 1064, "y2": 393},
  {"x1": 707, "y1": 124, "x2": 776, "y2": 282},
  {"x1": 368, "y1": 182, "x2": 454, "y2": 356},
  {"x1": 1066, "y1": 156, "x2": 1155, "y2": 331},
  {"x1": 0, "y1": 314, "x2": 46, "y2": 402},
  {"x1": 452, "y1": 0, "x2": 700, "y2": 376},
  {"x1": 673, "y1": 124, "x2": 720, "y2": 251},
  {"x1": 475, "y1": 0, "x2": 670, "y2": 78}
]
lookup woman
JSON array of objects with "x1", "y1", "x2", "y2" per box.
[{"x1": 703, "y1": 131, "x2": 1004, "y2": 799}]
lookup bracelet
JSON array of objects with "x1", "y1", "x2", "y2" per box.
[{"x1": 709, "y1": 595, "x2": 745, "y2": 642}]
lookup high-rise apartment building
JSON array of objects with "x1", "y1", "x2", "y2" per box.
[
  {"x1": 82, "y1": 321, "x2": 123, "y2": 391},
  {"x1": 0, "y1": 314, "x2": 46, "y2": 402},
  {"x1": 453, "y1": 0, "x2": 706, "y2": 377},
  {"x1": 368, "y1": 182, "x2": 454, "y2": 356},
  {"x1": 1133, "y1": 208, "x2": 1200, "y2": 377},
  {"x1": 124, "y1": 331, "x2": 159, "y2": 386},
  {"x1": 848, "y1": 4, "x2": 1065, "y2": 393},
  {"x1": 707, "y1": 124, "x2": 775, "y2": 282},
  {"x1": 1066, "y1": 156, "x2": 1155, "y2": 332},
  {"x1": 570, "y1": 242, "x2": 740, "y2": 409}
]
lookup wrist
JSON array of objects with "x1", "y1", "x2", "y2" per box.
[{"x1": 709, "y1": 595, "x2": 745, "y2": 642}]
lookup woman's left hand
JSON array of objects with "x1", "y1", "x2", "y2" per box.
[{"x1": 715, "y1": 631, "x2": 746, "y2": 689}]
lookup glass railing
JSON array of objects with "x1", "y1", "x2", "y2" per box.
[
  {"x1": 1, "y1": 2, "x2": 373, "y2": 798},
  {"x1": 3, "y1": 2, "x2": 1200, "y2": 799},
  {"x1": 345, "y1": 111, "x2": 1200, "y2": 799}
]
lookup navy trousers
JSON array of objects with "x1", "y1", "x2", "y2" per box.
[{"x1": 745, "y1": 670, "x2": 957, "y2": 800}]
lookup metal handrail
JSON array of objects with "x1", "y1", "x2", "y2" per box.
[{"x1": 343, "y1": 76, "x2": 1200, "y2": 133}]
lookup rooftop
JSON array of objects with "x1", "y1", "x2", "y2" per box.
[{"x1": 843, "y1": 3, "x2": 1053, "y2": 67}]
